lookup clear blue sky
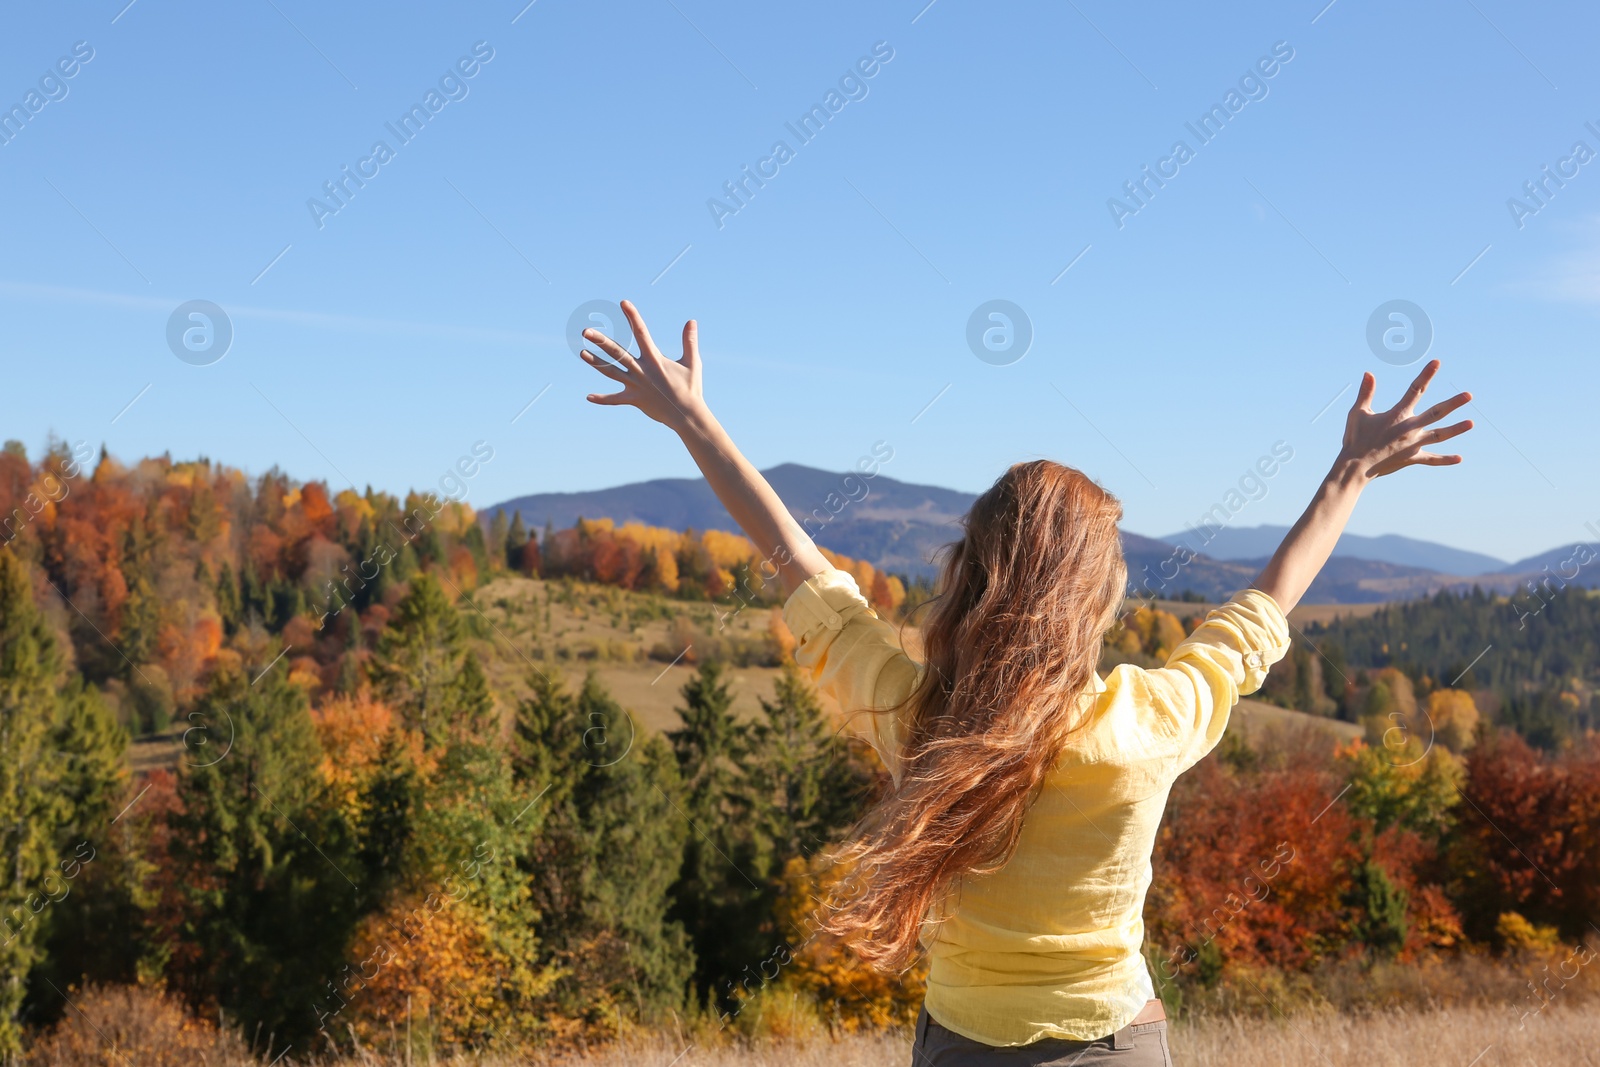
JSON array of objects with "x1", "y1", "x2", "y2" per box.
[{"x1": 1, "y1": 0, "x2": 1594, "y2": 564}]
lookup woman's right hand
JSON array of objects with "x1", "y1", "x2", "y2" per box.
[
  {"x1": 576, "y1": 301, "x2": 831, "y2": 594},
  {"x1": 1338, "y1": 359, "x2": 1474, "y2": 481},
  {"x1": 578, "y1": 299, "x2": 708, "y2": 435}
]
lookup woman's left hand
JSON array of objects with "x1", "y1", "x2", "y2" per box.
[{"x1": 1338, "y1": 359, "x2": 1474, "y2": 480}]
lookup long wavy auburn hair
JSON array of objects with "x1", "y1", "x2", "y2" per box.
[{"x1": 820, "y1": 460, "x2": 1128, "y2": 972}]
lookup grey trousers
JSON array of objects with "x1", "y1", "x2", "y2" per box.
[{"x1": 912, "y1": 1006, "x2": 1173, "y2": 1067}]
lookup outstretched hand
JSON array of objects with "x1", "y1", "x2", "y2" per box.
[
  {"x1": 1253, "y1": 360, "x2": 1474, "y2": 613},
  {"x1": 575, "y1": 302, "x2": 831, "y2": 592},
  {"x1": 578, "y1": 300, "x2": 705, "y2": 433},
  {"x1": 1340, "y1": 360, "x2": 1473, "y2": 479}
]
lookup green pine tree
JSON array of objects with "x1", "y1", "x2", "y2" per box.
[
  {"x1": 668, "y1": 661, "x2": 746, "y2": 813},
  {"x1": 215, "y1": 562, "x2": 242, "y2": 635},
  {"x1": 507, "y1": 512, "x2": 529, "y2": 570},
  {"x1": 354, "y1": 730, "x2": 416, "y2": 912},
  {"x1": 462, "y1": 524, "x2": 492, "y2": 582},
  {"x1": 487, "y1": 512, "x2": 509, "y2": 574},
  {"x1": 511, "y1": 671, "x2": 585, "y2": 806},
  {"x1": 50, "y1": 681, "x2": 127, "y2": 830},
  {"x1": 118, "y1": 570, "x2": 161, "y2": 668},
  {"x1": 516, "y1": 674, "x2": 692, "y2": 1025},
  {"x1": 34, "y1": 682, "x2": 145, "y2": 998},
  {"x1": 439, "y1": 652, "x2": 498, "y2": 749},
  {"x1": 0, "y1": 553, "x2": 72, "y2": 1050},
  {"x1": 354, "y1": 517, "x2": 390, "y2": 609},
  {"x1": 165, "y1": 665, "x2": 359, "y2": 1047},
  {"x1": 415, "y1": 526, "x2": 446, "y2": 568},
  {"x1": 1349, "y1": 860, "x2": 1410, "y2": 960},
  {"x1": 269, "y1": 580, "x2": 305, "y2": 631},
  {"x1": 391, "y1": 541, "x2": 420, "y2": 585},
  {"x1": 664, "y1": 662, "x2": 765, "y2": 1004},
  {"x1": 240, "y1": 560, "x2": 265, "y2": 624},
  {"x1": 334, "y1": 610, "x2": 364, "y2": 695},
  {"x1": 746, "y1": 663, "x2": 873, "y2": 866},
  {"x1": 403, "y1": 650, "x2": 550, "y2": 1042},
  {"x1": 367, "y1": 574, "x2": 464, "y2": 741}
]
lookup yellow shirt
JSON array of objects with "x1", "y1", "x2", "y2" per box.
[{"x1": 782, "y1": 569, "x2": 1291, "y2": 1046}]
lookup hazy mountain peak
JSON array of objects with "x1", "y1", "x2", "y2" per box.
[
  {"x1": 487, "y1": 469, "x2": 1572, "y2": 602},
  {"x1": 1159, "y1": 523, "x2": 1508, "y2": 577}
]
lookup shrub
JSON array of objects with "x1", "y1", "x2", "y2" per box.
[{"x1": 25, "y1": 984, "x2": 254, "y2": 1066}]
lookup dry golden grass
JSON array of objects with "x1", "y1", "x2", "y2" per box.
[
  {"x1": 471, "y1": 577, "x2": 1356, "y2": 743},
  {"x1": 30, "y1": 984, "x2": 1599, "y2": 1066},
  {"x1": 1229, "y1": 697, "x2": 1361, "y2": 744},
  {"x1": 1285, "y1": 601, "x2": 1390, "y2": 628},
  {"x1": 1177, "y1": 1003, "x2": 1600, "y2": 1067},
  {"x1": 470, "y1": 575, "x2": 789, "y2": 731},
  {"x1": 537, "y1": 1004, "x2": 1599, "y2": 1067}
]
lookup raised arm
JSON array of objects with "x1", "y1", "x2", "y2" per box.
[
  {"x1": 577, "y1": 300, "x2": 830, "y2": 596},
  {"x1": 1253, "y1": 359, "x2": 1473, "y2": 613}
]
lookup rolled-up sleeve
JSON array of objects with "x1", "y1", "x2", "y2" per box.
[
  {"x1": 782, "y1": 569, "x2": 921, "y2": 784},
  {"x1": 1141, "y1": 589, "x2": 1292, "y2": 771}
]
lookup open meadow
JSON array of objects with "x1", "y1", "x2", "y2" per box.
[
  {"x1": 552, "y1": 1005, "x2": 1600, "y2": 1067},
  {"x1": 30, "y1": 985, "x2": 1600, "y2": 1067}
]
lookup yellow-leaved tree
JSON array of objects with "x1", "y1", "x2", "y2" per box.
[
  {"x1": 769, "y1": 854, "x2": 927, "y2": 1032},
  {"x1": 1425, "y1": 688, "x2": 1479, "y2": 753},
  {"x1": 329, "y1": 891, "x2": 556, "y2": 1051}
]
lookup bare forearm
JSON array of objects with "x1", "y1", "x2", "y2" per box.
[
  {"x1": 678, "y1": 409, "x2": 831, "y2": 596},
  {"x1": 1252, "y1": 459, "x2": 1368, "y2": 614}
]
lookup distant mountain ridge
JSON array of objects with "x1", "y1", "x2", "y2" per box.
[
  {"x1": 485, "y1": 466, "x2": 1582, "y2": 604},
  {"x1": 488, "y1": 463, "x2": 974, "y2": 581},
  {"x1": 1160, "y1": 523, "x2": 1508, "y2": 577}
]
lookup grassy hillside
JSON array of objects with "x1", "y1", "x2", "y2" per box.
[
  {"x1": 466, "y1": 574, "x2": 793, "y2": 730},
  {"x1": 129, "y1": 580, "x2": 1364, "y2": 775},
  {"x1": 460, "y1": 579, "x2": 1356, "y2": 746}
]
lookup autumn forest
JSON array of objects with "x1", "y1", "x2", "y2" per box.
[{"x1": 1, "y1": 439, "x2": 1597, "y2": 1063}]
